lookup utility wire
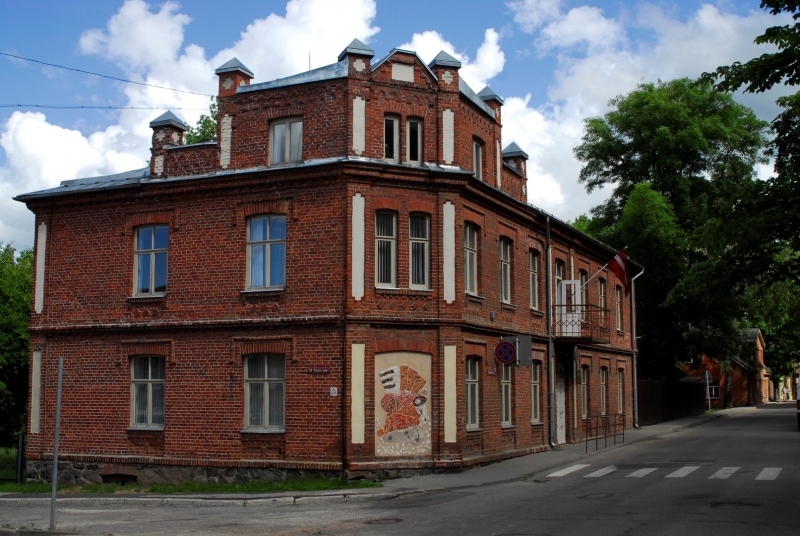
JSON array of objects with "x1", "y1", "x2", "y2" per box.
[
  {"x1": 1, "y1": 52, "x2": 215, "y2": 97},
  {"x1": 0, "y1": 104, "x2": 208, "y2": 110}
]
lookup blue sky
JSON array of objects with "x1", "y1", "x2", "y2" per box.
[{"x1": 0, "y1": 0, "x2": 790, "y2": 249}]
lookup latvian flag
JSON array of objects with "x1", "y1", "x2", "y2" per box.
[{"x1": 610, "y1": 250, "x2": 631, "y2": 296}]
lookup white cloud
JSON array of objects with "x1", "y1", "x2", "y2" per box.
[
  {"x1": 501, "y1": 2, "x2": 792, "y2": 221},
  {"x1": 399, "y1": 28, "x2": 505, "y2": 90},
  {"x1": 507, "y1": 0, "x2": 562, "y2": 33},
  {"x1": 1, "y1": 0, "x2": 380, "y2": 248}
]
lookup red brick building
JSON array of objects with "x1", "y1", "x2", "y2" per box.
[
  {"x1": 681, "y1": 329, "x2": 769, "y2": 408},
  {"x1": 18, "y1": 39, "x2": 638, "y2": 484}
]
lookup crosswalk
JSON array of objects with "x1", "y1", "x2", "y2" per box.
[{"x1": 546, "y1": 464, "x2": 783, "y2": 481}]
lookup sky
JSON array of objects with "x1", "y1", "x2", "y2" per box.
[{"x1": 0, "y1": 0, "x2": 792, "y2": 250}]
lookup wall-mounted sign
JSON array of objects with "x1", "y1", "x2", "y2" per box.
[
  {"x1": 495, "y1": 341, "x2": 516, "y2": 365},
  {"x1": 307, "y1": 367, "x2": 330, "y2": 374},
  {"x1": 329, "y1": 386, "x2": 338, "y2": 397}
]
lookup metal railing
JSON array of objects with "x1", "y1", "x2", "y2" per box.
[
  {"x1": 584, "y1": 413, "x2": 626, "y2": 453},
  {"x1": 553, "y1": 304, "x2": 611, "y2": 343}
]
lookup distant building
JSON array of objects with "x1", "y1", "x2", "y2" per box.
[
  {"x1": 18, "y1": 39, "x2": 638, "y2": 484},
  {"x1": 681, "y1": 328, "x2": 769, "y2": 408}
]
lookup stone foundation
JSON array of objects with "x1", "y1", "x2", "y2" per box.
[{"x1": 26, "y1": 460, "x2": 341, "y2": 485}]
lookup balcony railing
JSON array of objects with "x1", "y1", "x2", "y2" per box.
[{"x1": 553, "y1": 304, "x2": 611, "y2": 343}]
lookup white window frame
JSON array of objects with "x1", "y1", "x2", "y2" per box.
[
  {"x1": 529, "y1": 250, "x2": 539, "y2": 310},
  {"x1": 555, "y1": 260, "x2": 565, "y2": 304},
  {"x1": 473, "y1": 140, "x2": 483, "y2": 180},
  {"x1": 501, "y1": 363, "x2": 513, "y2": 426},
  {"x1": 531, "y1": 361, "x2": 541, "y2": 423},
  {"x1": 244, "y1": 353, "x2": 286, "y2": 430},
  {"x1": 409, "y1": 213, "x2": 430, "y2": 290},
  {"x1": 599, "y1": 278, "x2": 607, "y2": 322},
  {"x1": 466, "y1": 356, "x2": 480, "y2": 429},
  {"x1": 270, "y1": 117, "x2": 303, "y2": 165},
  {"x1": 134, "y1": 225, "x2": 168, "y2": 296},
  {"x1": 246, "y1": 215, "x2": 287, "y2": 289},
  {"x1": 579, "y1": 270, "x2": 588, "y2": 318},
  {"x1": 130, "y1": 355, "x2": 165, "y2": 428},
  {"x1": 617, "y1": 369, "x2": 624, "y2": 414},
  {"x1": 581, "y1": 366, "x2": 589, "y2": 419},
  {"x1": 615, "y1": 286, "x2": 623, "y2": 330},
  {"x1": 375, "y1": 211, "x2": 397, "y2": 288},
  {"x1": 384, "y1": 115, "x2": 400, "y2": 162},
  {"x1": 708, "y1": 383, "x2": 720, "y2": 399},
  {"x1": 406, "y1": 119, "x2": 422, "y2": 165},
  {"x1": 500, "y1": 238, "x2": 512, "y2": 304},
  {"x1": 600, "y1": 367, "x2": 608, "y2": 416},
  {"x1": 464, "y1": 223, "x2": 478, "y2": 295}
]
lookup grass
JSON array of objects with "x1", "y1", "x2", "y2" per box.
[
  {"x1": 0, "y1": 447, "x2": 17, "y2": 481},
  {"x1": 0, "y1": 476, "x2": 381, "y2": 494}
]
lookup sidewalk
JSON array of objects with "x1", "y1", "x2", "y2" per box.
[{"x1": 0, "y1": 409, "x2": 733, "y2": 523}]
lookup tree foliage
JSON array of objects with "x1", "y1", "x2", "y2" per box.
[
  {"x1": 0, "y1": 244, "x2": 32, "y2": 444},
  {"x1": 574, "y1": 79, "x2": 770, "y2": 379},
  {"x1": 184, "y1": 98, "x2": 218, "y2": 145}
]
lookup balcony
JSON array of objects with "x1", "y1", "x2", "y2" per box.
[{"x1": 553, "y1": 304, "x2": 611, "y2": 344}]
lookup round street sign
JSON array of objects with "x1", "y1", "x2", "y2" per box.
[{"x1": 495, "y1": 341, "x2": 516, "y2": 364}]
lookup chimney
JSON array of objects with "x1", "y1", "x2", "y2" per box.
[
  {"x1": 149, "y1": 111, "x2": 188, "y2": 178},
  {"x1": 215, "y1": 58, "x2": 254, "y2": 98},
  {"x1": 338, "y1": 38, "x2": 375, "y2": 75},
  {"x1": 478, "y1": 86, "x2": 503, "y2": 124}
]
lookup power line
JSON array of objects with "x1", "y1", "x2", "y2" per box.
[
  {"x1": 1, "y1": 52, "x2": 215, "y2": 97},
  {"x1": 0, "y1": 104, "x2": 208, "y2": 110}
]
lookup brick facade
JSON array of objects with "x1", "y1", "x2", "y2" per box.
[{"x1": 18, "y1": 40, "x2": 637, "y2": 484}]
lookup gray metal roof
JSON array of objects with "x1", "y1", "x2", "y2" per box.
[
  {"x1": 214, "y1": 57, "x2": 254, "y2": 78},
  {"x1": 370, "y1": 48, "x2": 438, "y2": 82},
  {"x1": 459, "y1": 78, "x2": 495, "y2": 118},
  {"x1": 149, "y1": 111, "x2": 188, "y2": 130},
  {"x1": 14, "y1": 167, "x2": 150, "y2": 201},
  {"x1": 502, "y1": 142, "x2": 528, "y2": 159},
  {"x1": 478, "y1": 86, "x2": 504, "y2": 105},
  {"x1": 337, "y1": 38, "x2": 375, "y2": 61},
  {"x1": 428, "y1": 50, "x2": 462, "y2": 69},
  {"x1": 239, "y1": 60, "x2": 348, "y2": 93}
]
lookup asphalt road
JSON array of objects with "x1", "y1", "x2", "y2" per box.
[{"x1": 2, "y1": 404, "x2": 798, "y2": 535}]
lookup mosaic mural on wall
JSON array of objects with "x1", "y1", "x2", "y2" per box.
[{"x1": 374, "y1": 352, "x2": 432, "y2": 456}]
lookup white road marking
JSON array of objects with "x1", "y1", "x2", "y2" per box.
[
  {"x1": 665, "y1": 466, "x2": 701, "y2": 478},
  {"x1": 709, "y1": 467, "x2": 739, "y2": 479},
  {"x1": 547, "y1": 464, "x2": 590, "y2": 477},
  {"x1": 755, "y1": 468, "x2": 782, "y2": 481},
  {"x1": 585, "y1": 466, "x2": 617, "y2": 478},
  {"x1": 626, "y1": 468, "x2": 658, "y2": 478}
]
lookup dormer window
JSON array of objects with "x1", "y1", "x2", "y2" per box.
[{"x1": 271, "y1": 117, "x2": 303, "y2": 165}]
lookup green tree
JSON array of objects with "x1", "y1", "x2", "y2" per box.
[
  {"x1": 0, "y1": 244, "x2": 32, "y2": 444},
  {"x1": 184, "y1": 98, "x2": 218, "y2": 144},
  {"x1": 574, "y1": 79, "x2": 770, "y2": 378}
]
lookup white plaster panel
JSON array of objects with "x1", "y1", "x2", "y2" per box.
[
  {"x1": 353, "y1": 59, "x2": 365, "y2": 72},
  {"x1": 351, "y1": 344, "x2": 366, "y2": 444},
  {"x1": 220, "y1": 114, "x2": 233, "y2": 168},
  {"x1": 351, "y1": 194, "x2": 365, "y2": 300},
  {"x1": 443, "y1": 202, "x2": 456, "y2": 303},
  {"x1": 31, "y1": 351, "x2": 41, "y2": 433},
  {"x1": 443, "y1": 109, "x2": 454, "y2": 164},
  {"x1": 444, "y1": 346, "x2": 457, "y2": 443},
  {"x1": 496, "y1": 141, "x2": 502, "y2": 187},
  {"x1": 392, "y1": 63, "x2": 414, "y2": 82},
  {"x1": 353, "y1": 97, "x2": 365, "y2": 155},
  {"x1": 153, "y1": 155, "x2": 164, "y2": 176},
  {"x1": 34, "y1": 222, "x2": 46, "y2": 314}
]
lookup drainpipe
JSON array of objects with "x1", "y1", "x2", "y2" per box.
[
  {"x1": 546, "y1": 216, "x2": 556, "y2": 448},
  {"x1": 631, "y1": 268, "x2": 644, "y2": 428}
]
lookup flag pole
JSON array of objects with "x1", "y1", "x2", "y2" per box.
[{"x1": 581, "y1": 246, "x2": 627, "y2": 288}]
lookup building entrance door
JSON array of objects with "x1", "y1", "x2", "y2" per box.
[{"x1": 556, "y1": 363, "x2": 566, "y2": 444}]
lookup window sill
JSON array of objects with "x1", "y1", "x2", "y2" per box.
[
  {"x1": 241, "y1": 288, "x2": 285, "y2": 298},
  {"x1": 466, "y1": 427, "x2": 483, "y2": 433},
  {"x1": 240, "y1": 429, "x2": 286, "y2": 434},
  {"x1": 501, "y1": 302, "x2": 516, "y2": 311},
  {"x1": 127, "y1": 295, "x2": 166, "y2": 304},
  {"x1": 465, "y1": 294, "x2": 485, "y2": 304},
  {"x1": 501, "y1": 425, "x2": 516, "y2": 430},
  {"x1": 375, "y1": 287, "x2": 432, "y2": 296},
  {"x1": 530, "y1": 308, "x2": 545, "y2": 317},
  {"x1": 127, "y1": 426, "x2": 164, "y2": 432},
  {"x1": 530, "y1": 421, "x2": 544, "y2": 427},
  {"x1": 616, "y1": 330, "x2": 626, "y2": 336}
]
